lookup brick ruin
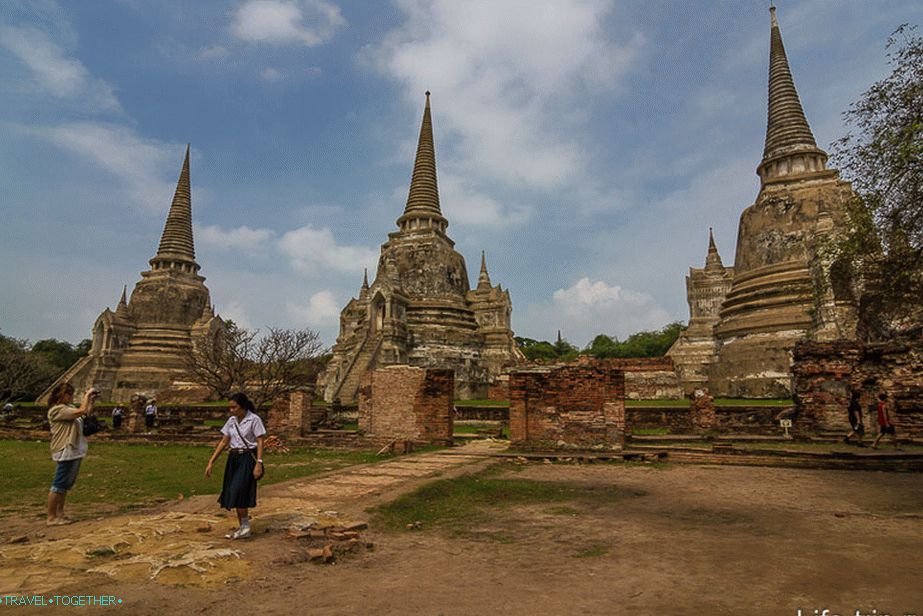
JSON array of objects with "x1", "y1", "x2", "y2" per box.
[
  {"x1": 596, "y1": 357, "x2": 682, "y2": 400},
  {"x1": 357, "y1": 366, "x2": 454, "y2": 445},
  {"x1": 793, "y1": 339, "x2": 923, "y2": 437},
  {"x1": 509, "y1": 362, "x2": 626, "y2": 450},
  {"x1": 268, "y1": 387, "x2": 327, "y2": 438}
]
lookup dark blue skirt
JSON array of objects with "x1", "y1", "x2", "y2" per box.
[{"x1": 218, "y1": 451, "x2": 258, "y2": 510}]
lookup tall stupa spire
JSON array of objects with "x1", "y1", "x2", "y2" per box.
[
  {"x1": 152, "y1": 144, "x2": 199, "y2": 269},
  {"x1": 397, "y1": 92, "x2": 447, "y2": 233},
  {"x1": 704, "y1": 227, "x2": 725, "y2": 271},
  {"x1": 758, "y1": 6, "x2": 827, "y2": 183},
  {"x1": 477, "y1": 251, "x2": 492, "y2": 290}
]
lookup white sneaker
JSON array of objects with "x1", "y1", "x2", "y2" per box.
[{"x1": 236, "y1": 526, "x2": 252, "y2": 539}]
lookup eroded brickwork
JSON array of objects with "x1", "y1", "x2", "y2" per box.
[
  {"x1": 509, "y1": 362, "x2": 625, "y2": 449},
  {"x1": 357, "y1": 366, "x2": 453, "y2": 445},
  {"x1": 793, "y1": 340, "x2": 923, "y2": 436},
  {"x1": 690, "y1": 389, "x2": 716, "y2": 431},
  {"x1": 268, "y1": 387, "x2": 317, "y2": 437}
]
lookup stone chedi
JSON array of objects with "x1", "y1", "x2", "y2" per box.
[
  {"x1": 698, "y1": 7, "x2": 858, "y2": 398},
  {"x1": 667, "y1": 229, "x2": 734, "y2": 394},
  {"x1": 40, "y1": 146, "x2": 222, "y2": 403},
  {"x1": 323, "y1": 93, "x2": 523, "y2": 403}
]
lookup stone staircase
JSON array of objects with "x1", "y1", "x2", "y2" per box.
[{"x1": 332, "y1": 333, "x2": 383, "y2": 403}]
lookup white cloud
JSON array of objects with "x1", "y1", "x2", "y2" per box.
[
  {"x1": 195, "y1": 44, "x2": 231, "y2": 61},
  {"x1": 220, "y1": 299, "x2": 255, "y2": 330},
  {"x1": 278, "y1": 225, "x2": 377, "y2": 274},
  {"x1": 522, "y1": 278, "x2": 672, "y2": 346},
  {"x1": 286, "y1": 290, "x2": 340, "y2": 327},
  {"x1": 260, "y1": 66, "x2": 284, "y2": 81},
  {"x1": 231, "y1": 0, "x2": 345, "y2": 47},
  {"x1": 439, "y1": 173, "x2": 530, "y2": 227},
  {"x1": 0, "y1": 25, "x2": 120, "y2": 111},
  {"x1": 197, "y1": 225, "x2": 275, "y2": 255},
  {"x1": 372, "y1": 0, "x2": 642, "y2": 200},
  {"x1": 29, "y1": 122, "x2": 183, "y2": 213}
]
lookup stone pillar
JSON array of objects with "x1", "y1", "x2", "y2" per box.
[
  {"x1": 127, "y1": 393, "x2": 147, "y2": 434},
  {"x1": 269, "y1": 386, "x2": 316, "y2": 437},
  {"x1": 357, "y1": 366, "x2": 453, "y2": 445},
  {"x1": 689, "y1": 388, "x2": 716, "y2": 432}
]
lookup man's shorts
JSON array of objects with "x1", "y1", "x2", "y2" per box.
[{"x1": 50, "y1": 458, "x2": 82, "y2": 493}]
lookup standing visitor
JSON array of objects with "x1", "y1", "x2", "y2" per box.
[
  {"x1": 144, "y1": 399, "x2": 158, "y2": 433},
  {"x1": 46, "y1": 383, "x2": 97, "y2": 525},
  {"x1": 204, "y1": 392, "x2": 266, "y2": 539},
  {"x1": 112, "y1": 404, "x2": 125, "y2": 429},
  {"x1": 871, "y1": 392, "x2": 899, "y2": 449},
  {"x1": 843, "y1": 390, "x2": 865, "y2": 446}
]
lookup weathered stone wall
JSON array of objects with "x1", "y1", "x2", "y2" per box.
[
  {"x1": 357, "y1": 366, "x2": 454, "y2": 445},
  {"x1": 793, "y1": 339, "x2": 923, "y2": 436},
  {"x1": 593, "y1": 357, "x2": 682, "y2": 400},
  {"x1": 509, "y1": 362, "x2": 625, "y2": 449},
  {"x1": 487, "y1": 374, "x2": 510, "y2": 401},
  {"x1": 714, "y1": 406, "x2": 785, "y2": 435},
  {"x1": 267, "y1": 387, "x2": 317, "y2": 437},
  {"x1": 625, "y1": 407, "x2": 692, "y2": 433}
]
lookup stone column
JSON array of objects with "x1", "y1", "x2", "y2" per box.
[
  {"x1": 127, "y1": 393, "x2": 147, "y2": 434},
  {"x1": 690, "y1": 388, "x2": 716, "y2": 433}
]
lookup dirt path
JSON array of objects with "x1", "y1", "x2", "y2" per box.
[
  {"x1": 4, "y1": 448, "x2": 923, "y2": 615},
  {"x1": 0, "y1": 441, "x2": 500, "y2": 596}
]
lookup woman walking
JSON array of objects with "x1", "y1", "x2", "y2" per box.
[
  {"x1": 205, "y1": 392, "x2": 266, "y2": 539},
  {"x1": 46, "y1": 382, "x2": 97, "y2": 525},
  {"x1": 871, "y1": 391, "x2": 899, "y2": 450}
]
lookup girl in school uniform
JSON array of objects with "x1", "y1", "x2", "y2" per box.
[{"x1": 205, "y1": 392, "x2": 266, "y2": 539}]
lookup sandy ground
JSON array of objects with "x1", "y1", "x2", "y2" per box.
[{"x1": 3, "y1": 444, "x2": 923, "y2": 615}]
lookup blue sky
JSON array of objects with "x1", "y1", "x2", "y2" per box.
[{"x1": 1, "y1": 0, "x2": 920, "y2": 348}]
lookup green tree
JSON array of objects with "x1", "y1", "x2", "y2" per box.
[
  {"x1": 583, "y1": 322, "x2": 684, "y2": 358},
  {"x1": 0, "y1": 333, "x2": 57, "y2": 404},
  {"x1": 830, "y1": 24, "x2": 923, "y2": 338},
  {"x1": 514, "y1": 336, "x2": 578, "y2": 362},
  {"x1": 31, "y1": 338, "x2": 89, "y2": 373}
]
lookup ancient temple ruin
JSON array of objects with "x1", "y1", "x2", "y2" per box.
[
  {"x1": 323, "y1": 93, "x2": 523, "y2": 403},
  {"x1": 672, "y1": 7, "x2": 858, "y2": 398},
  {"x1": 667, "y1": 229, "x2": 733, "y2": 394},
  {"x1": 39, "y1": 146, "x2": 222, "y2": 403}
]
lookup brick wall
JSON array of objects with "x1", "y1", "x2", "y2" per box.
[
  {"x1": 358, "y1": 366, "x2": 454, "y2": 445},
  {"x1": 509, "y1": 362, "x2": 625, "y2": 449},
  {"x1": 690, "y1": 389, "x2": 716, "y2": 431},
  {"x1": 625, "y1": 407, "x2": 691, "y2": 433},
  {"x1": 793, "y1": 339, "x2": 923, "y2": 437},
  {"x1": 487, "y1": 374, "x2": 510, "y2": 401},
  {"x1": 267, "y1": 387, "x2": 317, "y2": 437}
]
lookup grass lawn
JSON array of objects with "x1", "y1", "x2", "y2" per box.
[
  {"x1": 626, "y1": 439, "x2": 923, "y2": 453},
  {"x1": 369, "y1": 465, "x2": 624, "y2": 538},
  {"x1": 625, "y1": 398, "x2": 793, "y2": 408},
  {"x1": 454, "y1": 399, "x2": 510, "y2": 407},
  {"x1": 632, "y1": 427, "x2": 671, "y2": 436},
  {"x1": 0, "y1": 439, "x2": 382, "y2": 519},
  {"x1": 454, "y1": 422, "x2": 510, "y2": 438}
]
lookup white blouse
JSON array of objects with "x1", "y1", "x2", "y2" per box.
[{"x1": 221, "y1": 411, "x2": 266, "y2": 449}]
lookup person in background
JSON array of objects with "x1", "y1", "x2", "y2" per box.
[
  {"x1": 204, "y1": 392, "x2": 266, "y2": 540},
  {"x1": 872, "y1": 391, "x2": 900, "y2": 449},
  {"x1": 144, "y1": 398, "x2": 158, "y2": 433},
  {"x1": 112, "y1": 404, "x2": 125, "y2": 430},
  {"x1": 46, "y1": 382, "x2": 97, "y2": 525},
  {"x1": 843, "y1": 390, "x2": 865, "y2": 446}
]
